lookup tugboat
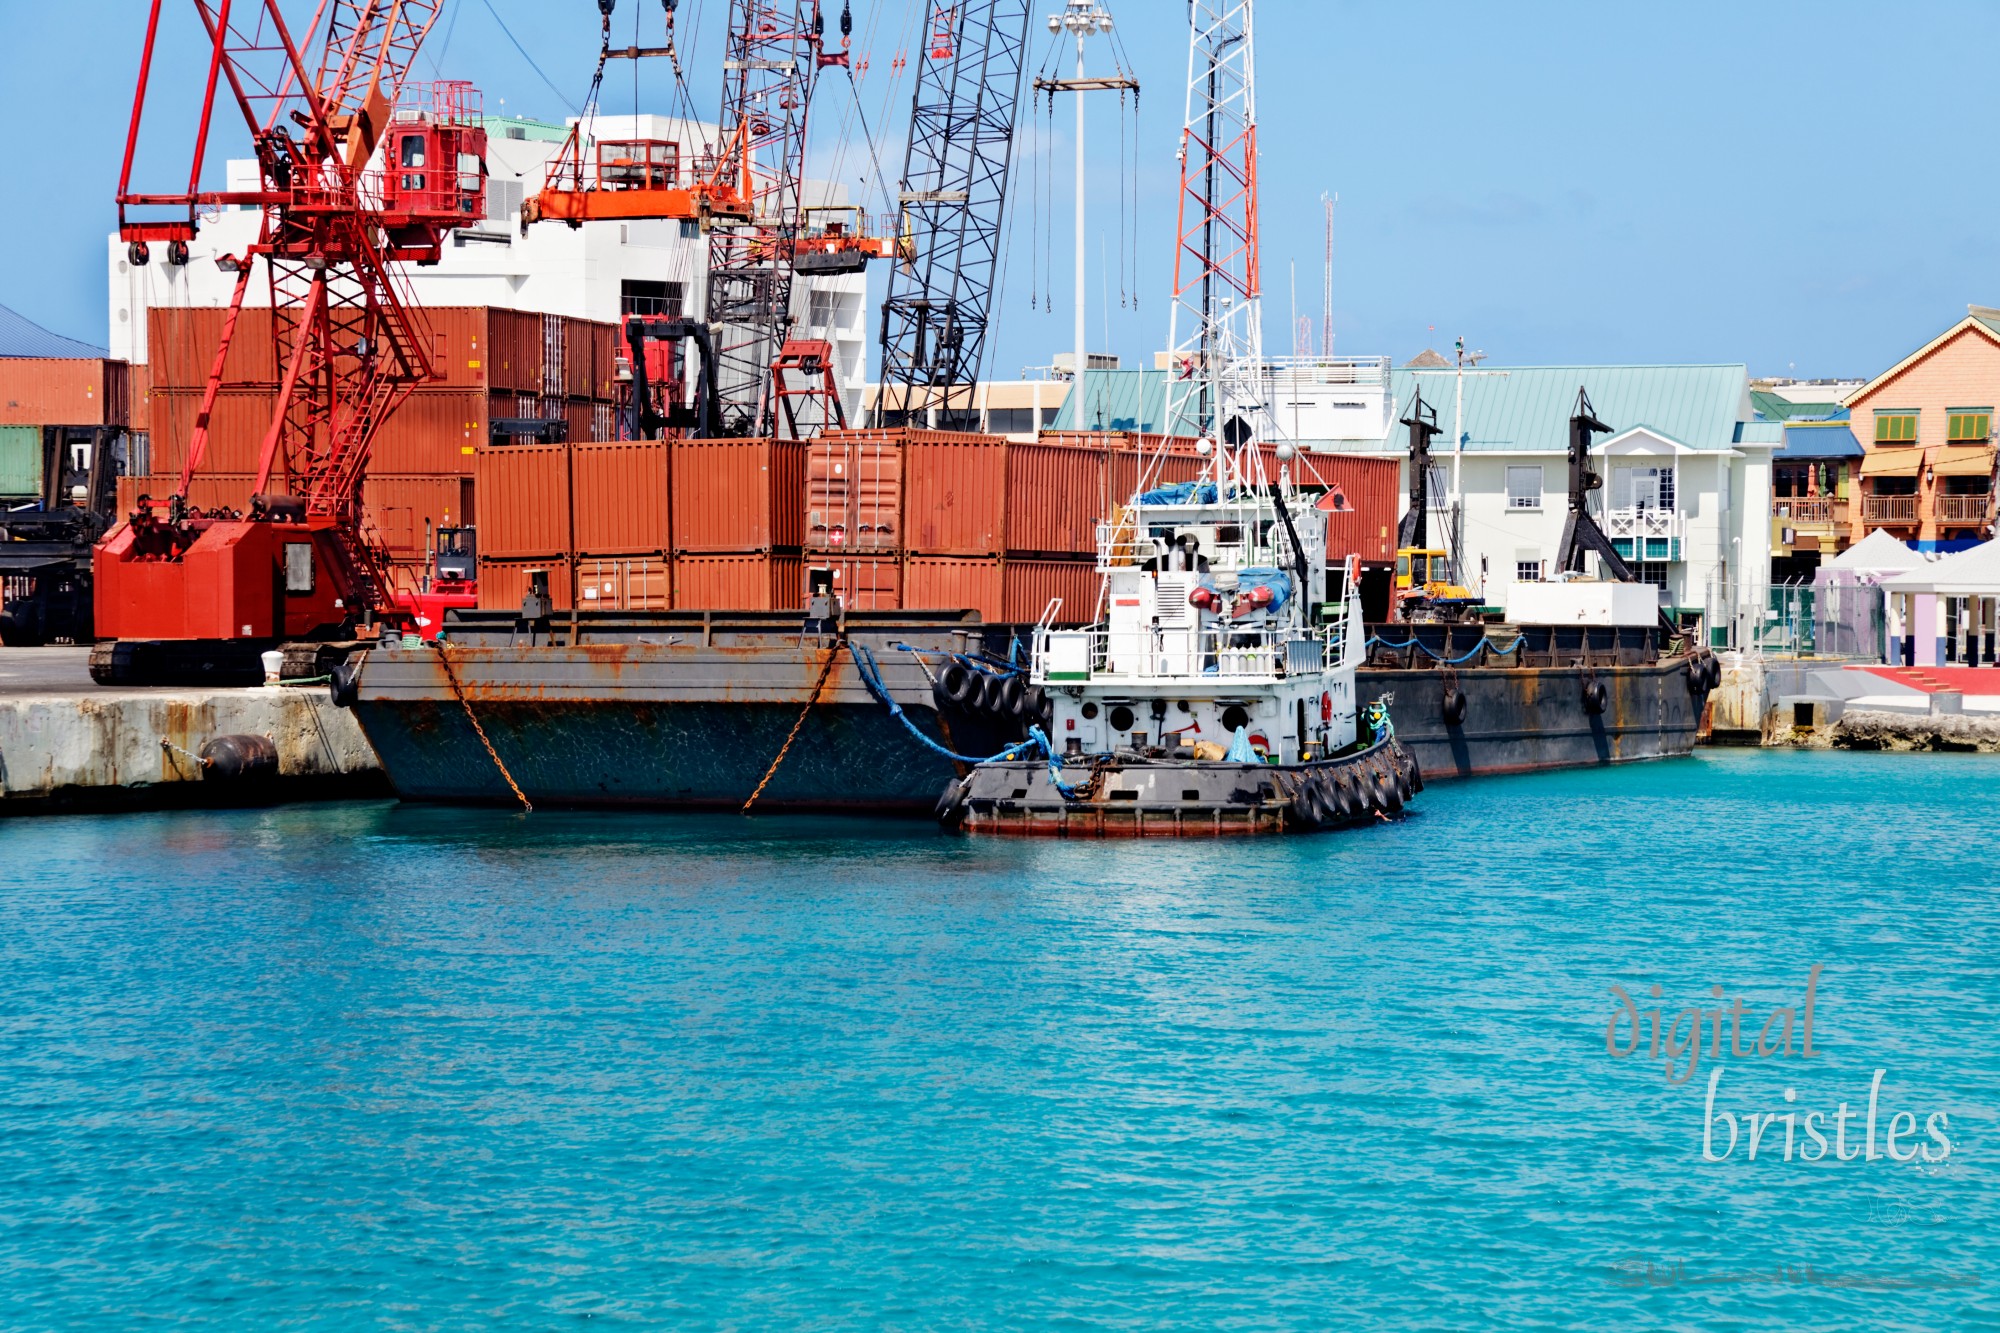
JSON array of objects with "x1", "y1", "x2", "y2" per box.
[{"x1": 942, "y1": 439, "x2": 1421, "y2": 836}]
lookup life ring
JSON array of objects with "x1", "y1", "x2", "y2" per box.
[
  {"x1": 1583, "y1": 679, "x2": 1609, "y2": 715},
  {"x1": 934, "y1": 776, "x2": 970, "y2": 828},
  {"x1": 1373, "y1": 769, "x2": 1403, "y2": 813},
  {"x1": 1442, "y1": 687, "x2": 1468, "y2": 727},
  {"x1": 941, "y1": 662, "x2": 979, "y2": 707}
]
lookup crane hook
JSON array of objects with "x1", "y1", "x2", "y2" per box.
[{"x1": 597, "y1": 0, "x2": 615, "y2": 15}]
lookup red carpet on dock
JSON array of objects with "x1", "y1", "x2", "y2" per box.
[{"x1": 1851, "y1": 665, "x2": 2000, "y2": 694}]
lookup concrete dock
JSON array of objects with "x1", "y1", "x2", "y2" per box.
[{"x1": 0, "y1": 648, "x2": 385, "y2": 814}]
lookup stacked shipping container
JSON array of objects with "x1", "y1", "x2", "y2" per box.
[
  {"x1": 466, "y1": 428, "x2": 1399, "y2": 623},
  {"x1": 126, "y1": 306, "x2": 626, "y2": 566}
]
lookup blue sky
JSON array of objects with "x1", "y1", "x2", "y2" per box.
[{"x1": 5, "y1": 0, "x2": 1996, "y2": 382}]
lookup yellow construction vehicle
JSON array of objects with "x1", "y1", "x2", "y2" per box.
[{"x1": 1394, "y1": 547, "x2": 1482, "y2": 621}]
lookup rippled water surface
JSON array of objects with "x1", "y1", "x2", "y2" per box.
[{"x1": 2, "y1": 749, "x2": 1996, "y2": 1330}]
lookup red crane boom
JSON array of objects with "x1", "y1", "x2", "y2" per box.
[{"x1": 92, "y1": 0, "x2": 483, "y2": 685}]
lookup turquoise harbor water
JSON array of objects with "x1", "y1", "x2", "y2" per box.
[{"x1": 2, "y1": 749, "x2": 1996, "y2": 1329}]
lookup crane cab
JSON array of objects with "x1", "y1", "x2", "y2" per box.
[{"x1": 378, "y1": 81, "x2": 488, "y2": 259}]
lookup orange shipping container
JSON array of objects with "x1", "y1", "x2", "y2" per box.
[
  {"x1": 129, "y1": 364, "x2": 152, "y2": 433},
  {"x1": 473, "y1": 443, "x2": 572, "y2": 558},
  {"x1": 563, "y1": 317, "x2": 596, "y2": 398},
  {"x1": 363, "y1": 475, "x2": 475, "y2": 560},
  {"x1": 0, "y1": 358, "x2": 130, "y2": 427},
  {"x1": 117, "y1": 474, "x2": 254, "y2": 516},
  {"x1": 419, "y1": 307, "x2": 544, "y2": 393},
  {"x1": 674, "y1": 551, "x2": 805, "y2": 611},
  {"x1": 1312, "y1": 454, "x2": 1402, "y2": 565},
  {"x1": 904, "y1": 554, "x2": 1004, "y2": 620},
  {"x1": 1002, "y1": 556, "x2": 1101, "y2": 624},
  {"x1": 812, "y1": 554, "x2": 902, "y2": 612},
  {"x1": 571, "y1": 439, "x2": 670, "y2": 554},
  {"x1": 671, "y1": 437, "x2": 806, "y2": 551},
  {"x1": 806, "y1": 430, "x2": 902, "y2": 552},
  {"x1": 146, "y1": 390, "x2": 280, "y2": 476},
  {"x1": 1006, "y1": 438, "x2": 1115, "y2": 556},
  {"x1": 902, "y1": 432, "x2": 1008, "y2": 554},
  {"x1": 573, "y1": 553, "x2": 672, "y2": 611},
  {"x1": 588, "y1": 321, "x2": 620, "y2": 401},
  {"x1": 147, "y1": 307, "x2": 278, "y2": 388},
  {"x1": 478, "y1": 556, "x2": 573, "y2": 612}
]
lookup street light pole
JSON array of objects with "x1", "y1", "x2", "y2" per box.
[{"x1": 1039, "y1": 2, "x2": 1129, "y2": 382}]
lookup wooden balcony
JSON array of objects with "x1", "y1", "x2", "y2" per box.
[
  {"x1": 1773, "y1": 497, "x2": 1835, "y2": 524},
  {"x1": 1863, "y1": 495, "x2": 1918, "y2": 523},
  {"x1": 1937, "y1": 493, "x2": 1993, "y2": 524}
]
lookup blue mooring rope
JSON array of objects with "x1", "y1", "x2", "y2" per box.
[
  {"x1": 1365, "y1": 634, "x2": 1522, "y2": 666},
  {"x1": 849, "y1": 644, "x2": 1045, "y2": 765}
]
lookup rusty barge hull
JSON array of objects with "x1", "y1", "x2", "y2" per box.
[
  {"x1": 345, "y1": 612, "x2": 1027, "y2": 811},
  {"x1": 1365, "y1": 660, "x2": 1705, "y2": 780}
]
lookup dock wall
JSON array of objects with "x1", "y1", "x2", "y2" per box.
[{"x1": 0, "y1": 685, "x2": 384, "y2": 813}]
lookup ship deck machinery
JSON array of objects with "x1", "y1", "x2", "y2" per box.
[
  {"x1": 947, "y1": 489, "x2": 1420, "y2": 837},
  {"x1": 334, "y1": 595, "x2": 1050, "y2": 812}
]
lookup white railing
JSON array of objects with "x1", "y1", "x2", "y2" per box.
[
  {"x1": 1035, "y1": 624, "x2": 1338, "y2": 684},
  {"x1": 1258, "y1": 355, "x2": 1392, "y2": 388},
  {"x1": 1605, "y1": 507, "x2": 1683, "y2": 541}
]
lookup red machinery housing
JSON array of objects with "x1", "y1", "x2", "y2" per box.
[{"x1": 94, "y1": 2, "x2": 479, "y2": 683}]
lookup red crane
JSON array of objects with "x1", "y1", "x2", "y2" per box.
[{"x1": 92, "y1": 0, "x2": 482, "y2": 684}]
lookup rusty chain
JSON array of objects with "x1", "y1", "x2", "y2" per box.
[
  {"x1": 742, "y1": 646, "x2": 840, "y2": 814},
  {"x1": 434, "y1": 644, "x2": 533, "y2": 813}
]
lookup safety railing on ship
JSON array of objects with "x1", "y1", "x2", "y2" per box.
[{"x1": 1032, "y1": 623, "x2": 1338, "y2": 684}]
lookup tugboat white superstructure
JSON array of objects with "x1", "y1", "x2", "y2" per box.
[{"x1": 941, "y1": 441, "x2": 1420, "y2": 835}]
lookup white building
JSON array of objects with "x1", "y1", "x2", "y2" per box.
[
  {"x1": 107, "y1": 112, "x2": 870, "y2": 421},
  {"x1": 1038, "y1": 361, "x2": 1779, "y2": 631}
]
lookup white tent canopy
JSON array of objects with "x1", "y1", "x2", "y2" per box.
[
  {"x1": 1825, "y1": 529, "x2": 1924, "y2": 574},
  {"x1": 1880, "y1": 540, "x2": 2000, "y2": 595}
]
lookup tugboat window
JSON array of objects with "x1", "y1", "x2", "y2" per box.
[
  {"x1": 1081, "y1": 702, "x2": 1099, "y2": 719},
  {"x1": 1108, "y1": 705, "x2": 1135, "y2": 732},
  {"x1": 1221, "y1": 704, "x2": 1250, "y2": 732}
]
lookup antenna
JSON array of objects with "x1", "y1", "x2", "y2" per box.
[{"x1": 1321, "y1": 191, "x2": 1335, "y2": 358}]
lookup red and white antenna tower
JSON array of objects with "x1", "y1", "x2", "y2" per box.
[{"x1": 1162, "y1": 0, "x2": 1268, "y2": 472}]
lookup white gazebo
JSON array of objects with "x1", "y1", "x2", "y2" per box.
[{"x1": 1880, "y1": 540, "x2": 2000, "y2": 667}]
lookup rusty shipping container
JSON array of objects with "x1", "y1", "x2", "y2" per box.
[
  {"x1": 811, "y1": 554, "x2": 902, "y2": 612},
  {"x1": 478, "y1": 556, "x2": 573, "y2": 612},
  {"x1": 563, "y1": 317, "x2": 596, "y2": 399},
  {"x1": 571, "y1": 439, "x2": 670, "y2": 555},
  {"x1": 473, "y1": 443, "x2": 571, "y2": 559},
  {"x1": 0, "y1": 358, "x2": 130, "y2": 428},
  {"x1": 1002, "y1": 556, "x2": 1101, "y2": 625},
  {"x1": 574, "y1": 553, "x2": 673, "y2": 612},
  {"x1": 147, "y1": 307, "x2": 278, "y2": 388},
  {"x1": 671, "y1": 437, "x2": 807, "y2": 551},
  {"x1": 903, "y1": 554, "x2": 1004, "y2": 621},
  {"x1": 674, "y1": 551, "x2": 805, "y2": 612}
]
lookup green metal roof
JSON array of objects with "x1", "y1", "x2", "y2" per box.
[
  {"x1": 1734, "y1": 419, "x2": 1785, "y2": 446},
  {"x1": 1393, "y1": 363, "x2": 1752, "y2": 453},
  {"x1": 1046, "y1": 362, "x2": 1756, "y2": 454},
  {"x1": 477, "y1": 114, "x2": 573, "y2": 144},
  {"x1": 1049, "y1": 368, "x2": 1167, "y2": 431},
  {"x1": 1749, "y1": 389, "x2": 1845, "y2": 422}
]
